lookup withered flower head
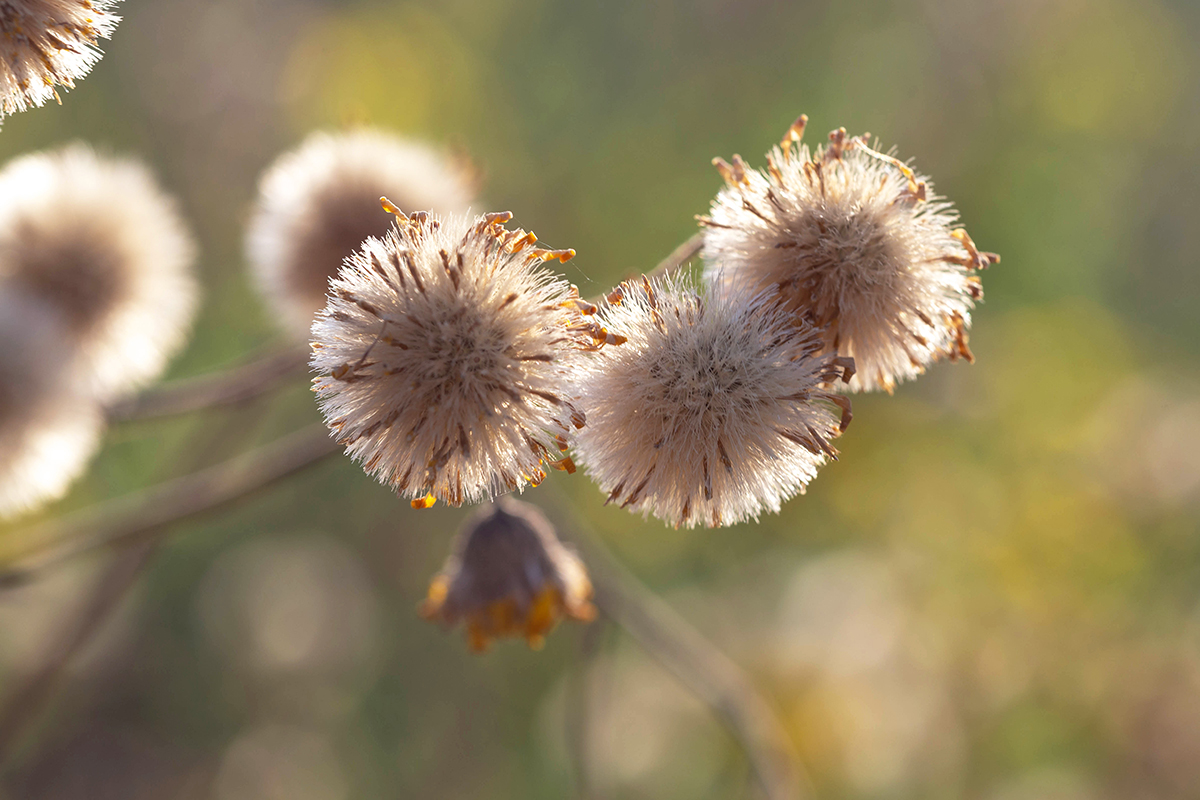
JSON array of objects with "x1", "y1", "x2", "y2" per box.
[
  {"x1": 0, "y1": 288, "x2": 103, "y2": 518},
  {"x1": 571, "y1": 276, "x2": 854, "y2": 529},
  {"x1": 0, "y1": 143, "x2": 198, "y2": 401},
  {"x1": 247, "y1": 129, "x2": 476, "y2": 336},
  {"x1": 311, "y1": 206, "x2": 600, "y2": 508},
  {"x1": 701, "y1": 115, "x2": 999, "y2": 393},
  {"x1": 421, "y1": 497, "x2": 595, "y2": 652},
  {"x1": 0, "y1": 0, "x2": 121, "y2": 121}
]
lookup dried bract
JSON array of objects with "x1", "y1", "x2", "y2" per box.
[
  {"x1": 0, "y1": 289, "x2": 103, "y2": 518},
  {"x1": 701, "y1": 116, "x2": 998, "y2": 393},
  {"x1": 572, "y1": 276, "x2": 853, "y2": 528},
  {"x1": 0, "y1": 144, "x2": 198, "y2": 400},
  {"x1": 421, "y1": 497, "x2": 595, "y2": 652},
  {"x1": 247, "y1": 129, "x2": 476, "y2": 335},
  {"x1": 311, "y1": 207, "x2": 594, "y2": 508},
  {"x1": 0, "y1": 0, "x2": 120, "y2": 121}
]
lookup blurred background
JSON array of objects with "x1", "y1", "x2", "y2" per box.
[{"x1": 1, "y1": 0, "x2": 1198, "y2": 797}]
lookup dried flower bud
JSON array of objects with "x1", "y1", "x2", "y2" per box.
[
  {"x1": 247, "y1": 129, "x2": 476, "y2": 336},
  {"x1": 0, "y1": 144, "x2": 198, "y2": 401},
  {"x1": 0, "y1": 288, "x2": 103, "y2": 518},
  {"x1": 0, "y1": 0, "x2": 121, "y2": 122},
  {"x1": 572, "y1": 276, "x2": 853, "y2": 529},
  {"x1": 311, "y1": 208, "x2": 593, "y2": 508},
  {"x1": 701, "y1": 116, "x2": 998, "y2": 393},
  {"x1": 421, "y1": 497, "x2": 595, "y2": 652}
]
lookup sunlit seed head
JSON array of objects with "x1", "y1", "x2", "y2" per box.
[
  {"x1": 0, "y1": 143, "x2": 198, "y2": 401},
  {"x1": 0, "y1": 0, "x2": 121, "y2": 121},
  {"x1": 702, "y1": 116, "x2": 999, "y2": 393},
  {"x1": 311, "y1": 208, "x2": 594, "y2": 508},
  {"x1": 247, "y1": 129, "x2": 477, "y2": 337},
  {"x1": 420, "y1": 497, "x2": 595, "y2": 652},
  {"x1": 572, "y1": 276, "x2": 854, "y2": 529},
  {"x1": 0, "y1": 288, "x2": 103, "y2": 518}
]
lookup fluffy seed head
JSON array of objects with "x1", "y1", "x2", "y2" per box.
[
  {"x1": 0, "y1": 0, "x2": 121, "y2": 121},
  {"x1": 572, "y1": 276, "x2": 854, "y2": 529},
  {"x1": 421, "y1": 497, "x2": 595, "y2": 652},
  {"x1": 0, "y1": 143, "x2": 198, "y2": 401},
  {"x1": 311, "y1": 207, "x2": 599, "y2": 508},
  {"x1": 247, "y1": 129, "x2": 477, "y2": 336},
  {"x1": 702, "y1": 116, "x2": 999, "y2": 393},
  {"x1": 0, "y1": 288, "x2": 103, "y2": 518}
]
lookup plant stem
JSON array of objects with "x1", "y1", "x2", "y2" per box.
[
  {"x1": 0, "y1": 425, "x2": 338, "y2": 584},
  {"x1": 106, "y1": 347, "x2": 307, "y2": 422},
  {"x1": 544, "y1": 497, "x2": 812, "y2": 800}
]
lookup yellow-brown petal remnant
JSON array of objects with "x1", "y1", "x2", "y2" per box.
[
  {"x1": 701, "y1": 115, "x2": 999, "y2": 393},
  {"x1": 420, "y1": 498, "x2": 596, "y2": 652}
]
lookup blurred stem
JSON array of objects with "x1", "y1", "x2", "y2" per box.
[
  {"x1": 106, "y1": 346, "x2": 306, "y2": 422},
  {"x1": 0, "y1": 539, "x2": 159, "y2": 769},
  {"x1": 648, "y1": 231, "x2": 704, "y2": 281},
  {"x1": 565, "y1": 618, "x2": 608, "y2": 800},
  {"x1": 547, "y1": 497, "x2": 812, "y2": 800},
  {"x1": 0, "y1": 425, "x2": 338, "y2": 584},
  {"x1": 0, "y1": 397, "x2": 280, "y2": 770}
]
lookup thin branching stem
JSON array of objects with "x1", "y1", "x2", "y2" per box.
[
  {"x1": 0, "y1": 425, "x2": 338, "y2": 584},
  {"x1": 106, "y1": 346, "x2": 307, "y2": 422},
  {"x1": 647, "y1": 230, "x2": 704, "y2": 282},
  {"x1": 544, "y1": 495, "x2": 812, "y2": 800}
]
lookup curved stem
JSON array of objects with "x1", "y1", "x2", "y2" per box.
[
  {"x1": 545, "y1": 498, "x2": 812, "y2": 800},
  {"x1": 647, "y1": 230, "x2": 704, "y2": 282},
  {"x1": 106, "y1": 346, "x2": 307, "y2": 422},
  {"x1": 0, "y1": 425, "x2": 338, "y2": 584}
]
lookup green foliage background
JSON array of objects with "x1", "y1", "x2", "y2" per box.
[{"x1": 1, "y1": 0, "x2": 1199, "y2": 797}]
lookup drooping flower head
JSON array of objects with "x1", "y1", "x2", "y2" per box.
[
  {"x1": 0, "y1": 144, "x2": 198, "y2": 401},
  {"x1": 701, "y1": 116, "x2": 999, "y2": 393},
  {"x1": 0, "y1": 288, "x2": 103, "y2": 518},
  {"x1": 572, "y1": 276, "x2": 854, "y2": 529},
  {"x1": 247, "y1": 129, "x2": 477, "y2": 336},
  {"x1": 421, "y1": 497, "x2": 595, "y2": 652},
  {"x1": 311, "y1": 205, "x2": 609, "y2": 508},
  {"x1": 0, "y1": 0, "x2": 121, "y2": 121}
]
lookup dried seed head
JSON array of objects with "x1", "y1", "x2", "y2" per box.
[
  {"x1": 0, "y1": 144, "x2": 198, "y2": 401},
  {"x1": 0, "y1": 288, "x2": 103, "y2": 518},
  {"x1": 311, "y1": 208, "x2": 592, "y2": 508},
  {"x1": 420, "y1": 497, "x2": 595, "y2": 652},
  {"x1": 247, "y1": 129, "x2": 476, "y2": 336},
  {"x1": 0, "y1": 0, "x2": 121, "y2": 122},
  {"x1": 702, "y1": 117, "x2": 998, "y2": 393},
  {"x1": 572, "y1": 276, "x2": 853, "y2": 529}
]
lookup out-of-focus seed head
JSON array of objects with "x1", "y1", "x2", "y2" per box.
[
  {"x1": 572, "y1": 276, "x2": 854, "y2": 529},
  {"x1": 701, "y1": 116, "x2": 999, "y2": 393},
  {"x1": 0, "y1": 0, "x2": 121, "y2": 121},
  {"x1": 420, "y1": 497, "x2": 595, "y2": 652},
  {"x1": 247, "y1": 129, "x2": 477, "y2": 336},
  {"x1": 311, "y1": 206, "x2": 599, "y2": 508},
  {"x1": 0, "y1": 288, "x2": 103, "y2": 518},
  {"x1": 0, "y1": 144, "x2": 198, "y2": 401}
]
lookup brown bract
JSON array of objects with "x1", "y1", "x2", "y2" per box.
[{"x1": 420, "y1": 497, "x2": 595, "y2": 652}]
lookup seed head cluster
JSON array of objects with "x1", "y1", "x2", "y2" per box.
[
  {"x1": 0, "y1": 144, "x2": 197, "y2": 400},
  {"x1": 571, "y1": 276, "x2": 854, "y2": 529},
  {"x1": 421, "y1": 497, "x2": 595, "y2": 652},
  {"x1": 702, "y1": 116, "x2": 998, "y2": 393},
  {"x1": 311, "y1": 206, "x2": 601, "y2": 508},
  {"x1": 247, "y1": 129, "x2": 476, "y2": 336},
  {"x1": 0, "y1": 0, "x2": 120, "y2": 121}
]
